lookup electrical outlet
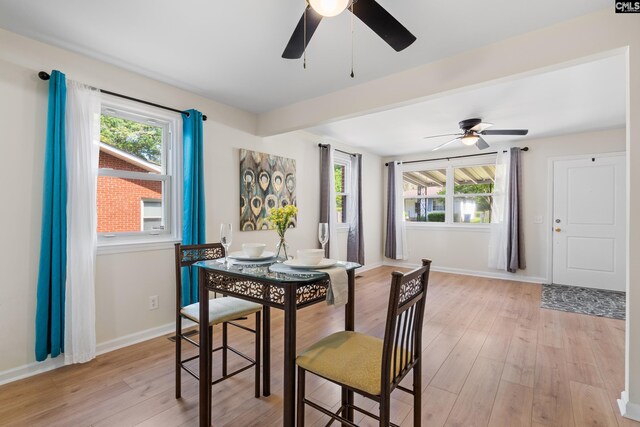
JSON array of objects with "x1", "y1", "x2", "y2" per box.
[{"x1": 149, "y1": 295, "x2": 159, "y2": 310}]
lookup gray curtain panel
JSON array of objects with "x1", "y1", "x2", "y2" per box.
[
  {"x1": 384, "y1": 161, "x2": 397, "y2": 259},
  {"x1": 507, "y1": 147, "x2": 526, "y2": 272},
  {"x1": 319, "y1": 144, "x2": 332, "y2": 258},
  {"x1": 347, "y1": 154, "x2": 364, "y2": 265}
]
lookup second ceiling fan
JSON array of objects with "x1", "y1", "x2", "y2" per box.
[
  {"x1": 282, "y1": 0, "x2": 416, "y2": 59},
  {"x1": 425, "y1": 118, "x2": 529, "y2": 151}
]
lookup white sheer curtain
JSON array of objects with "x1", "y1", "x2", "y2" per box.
[
  {"x1": 64, "y1": 80, "x2": 101, "y2": 364},
  {"x1": 394, "y1": 162, "x2": 408, "y2": 260},
  {"x1": 327, "y1": 148, "x2": 340, "y2": 259},
  {"x1": 488, "y1": 150, "x2": 510, "y2": 270},
  {"x1": 346, "y1": 154, "x2": 364, "y2": 264}
]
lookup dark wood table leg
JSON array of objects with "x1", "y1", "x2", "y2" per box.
[
  {"x1": 263, "y1": 305, "x2": 271, "y2": 396},
  {"x1": 282, "y1": 286, "x2": 297, "y2": 427},
  {"x1": 342, "y1": 270, "x2": 356, "y2": 424},
  {"x1": 199, "y1": 271, "x2": 211, "y2": 427}
]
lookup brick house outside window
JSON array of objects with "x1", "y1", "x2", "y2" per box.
[{"x1": 97, "y1": 143, "x2": 162, "y2": 233}]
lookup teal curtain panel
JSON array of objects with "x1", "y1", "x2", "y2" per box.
[
  {"x1": 35, "y1": 70, "x2": 67, "y2": 361},
  {"x1": 181, "y1": 109, "x2": 206, "y2": 305}
]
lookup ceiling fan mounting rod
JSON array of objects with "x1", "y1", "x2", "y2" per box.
[{"x1": 306, "y1": 0, "x2": 357, "y2": 9}]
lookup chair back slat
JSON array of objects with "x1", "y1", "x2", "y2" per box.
[
  {"x1": 381, "y1": 259, "x2": 432, "y2": 394},
  {"x1": 175, "y1": 243, "x2": 225, "y2": 310},
  {"x1": 177, "y1": 243, "x2": 225, "y2": 267}
]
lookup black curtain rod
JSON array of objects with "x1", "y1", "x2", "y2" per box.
[
  {"x1": 384, "y1": 147, "x2": 529, "y2": 166},
  {"x1": 38, "y1": 71, "x2": 208, "y2": 121},
  {"x1": 318, "y1": 143, "x2": 358, "y2": 157}
]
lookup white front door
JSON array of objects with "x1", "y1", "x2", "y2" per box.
[{"x1": 552, "y1": 154, "x2": 626, "y2": 291}]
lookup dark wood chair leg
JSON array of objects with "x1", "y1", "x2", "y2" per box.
[
  {"x1": 208, "y1": 325, "x2": 213, "y2": 384},
  {"x1": 413, "y1": 360, "x2": 422, "y2": 427},
  {"x1": 379, "y1": 394, "x2": 391, "y2": 427},
  {"x1": 222, "y1": 322, "x2": 228, "y2": 377},
  {"x1": 255, "y1": 312, "x2": 261, "y2": 398},
  {"x1": 175, "y1": 314, "x2": 182, "y2": 399},
  {"x1": 297, "y1": 367, "x2": 306, "y2": 427},
  {"x1": 263, "y1": 306, "x2": 271, "y2": 396}
]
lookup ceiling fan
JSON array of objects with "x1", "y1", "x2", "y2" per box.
[
  {"x1": 425, "y1": 118, "x2": 529, "y2": 151},
  {"x1": 282, "y1": 0, "x2": 416, "y2": 59}
]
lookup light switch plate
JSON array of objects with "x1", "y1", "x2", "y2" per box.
[{"x1": 534, "y1": 216, "x2": 543, "y2": 224}]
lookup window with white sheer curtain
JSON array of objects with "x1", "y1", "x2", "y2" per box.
[{"x1": 333, "y1": 152, "x2": 352, "y2": 225}]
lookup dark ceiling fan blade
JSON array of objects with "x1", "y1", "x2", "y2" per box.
[
  {"x1": 432, "y1": 137, "x2": 461, "y2": 151},
  {"x1": 423, "y1": 133, "x2": 462, "y2": 140},
  {"x1": 475, "y1": 136, "x2": 490, "y2": 150},
  {"x1": 350, "y1": 0, "x2": 416, "y2": 52},
  {"x1": 282, "y1": 6, "x2": 323, "y2": 59},
  {"x1": 481, "y1": 129, "x2": 529, "y2": 136}
]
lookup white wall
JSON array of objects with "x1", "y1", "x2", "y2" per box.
[
  {"x1": 381, "y1": 128, "x2": 626, "y2": 282},
  {"x1": 0, "y1": 29, "x2": 382, "y2": 378}
]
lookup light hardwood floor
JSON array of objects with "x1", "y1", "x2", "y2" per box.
[{"x1": 0, "y1": 267, "x2": 637, "y2": 427}]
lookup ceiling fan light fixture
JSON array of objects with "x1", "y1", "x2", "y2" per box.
[
  {"x1": 461, "y1": 134, "x2": 479, "y2": 146},
  {"x1": 308, "y1": 0, "x2": 349, "y2": 17}
]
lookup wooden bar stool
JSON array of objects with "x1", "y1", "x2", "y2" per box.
[{"x1": 174, "y1": 243, "x2": 262, "y2": 404}]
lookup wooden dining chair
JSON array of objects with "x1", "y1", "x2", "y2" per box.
[
  {"x1": 296, "y1": 259, "x2": 432, "y2": 427},
  {"x1": 174, "y1": 242, "x2": 262, "y2": 403}
]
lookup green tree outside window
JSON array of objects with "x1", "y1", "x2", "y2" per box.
[{"x1": 100, "y1": 115, "x2": 162, "y2": 165}]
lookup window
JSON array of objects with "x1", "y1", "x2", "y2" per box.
[
  {"x1": 453, "y1": 165, "x2": 495, "y2": 223},
  {"x1": 402, "y1": 168, "x2": 446, "y2": 222},
  {"x1": 334, "y1": 153, "x2": 351, "y2": 224},
  {"x1": 402, "y1": 160, "x2": 496, "y2": 225},
  {"x1": 97, "y1": 96, "x2": 181, "y2": 247}
]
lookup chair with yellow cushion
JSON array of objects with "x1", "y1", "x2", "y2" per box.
[
  {"x1": 296, "y1": 259, "x2": 432, "y2": 427},
  {"x1": 174, "y1": 242, "x2": 262, "y2": 403}
]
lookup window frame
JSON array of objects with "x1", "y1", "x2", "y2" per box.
[
  {"x1": 97, "y1": 95, "x2": 182, "y2": 253},
  {"x1": 401, "y1": 156, "x2": 496, "y2": 228},
  {"x1": 333, "y1": 151, "x2": 352, "y2": 229}
]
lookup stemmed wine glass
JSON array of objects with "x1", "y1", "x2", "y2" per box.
[
  {"x1": 318, "y1": 223, "x2": 329, "y2": 256},
  {"x1": 220, "y1": 223, "x2": 233, "y2": 267}
]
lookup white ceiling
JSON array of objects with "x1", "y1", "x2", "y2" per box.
[
  {"x1": 0, "y1": 0, "x2": 610, "y2": 113},
  {"x1": 307, "y1": 54, "x2": 627, "y2": 156}
]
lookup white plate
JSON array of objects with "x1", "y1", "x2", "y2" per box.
[
  {"x1": 215, "y1": 258, "x2": 274, "y2": 266},
  {"x1": 227, "y1": 251, "x2": 276, "y2": 261},
  {"x1": 283, "y1": 258, "x2": 338, "y2": 269}
]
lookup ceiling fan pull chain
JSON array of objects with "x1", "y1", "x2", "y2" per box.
[
  {"x1": 350, "y1": 1, "x2": 355, "y2": 78},
  {"x1": 303, "y1": 5, "x2": 307, "y2": 69}
]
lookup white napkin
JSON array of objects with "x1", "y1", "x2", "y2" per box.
[{"x1": 323, "y1": 265, "x2": 348, "y2": 307}]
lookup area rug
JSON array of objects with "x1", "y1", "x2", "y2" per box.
[{"x1": 541, "y1": 284, "x2": 626, "y2": 320}]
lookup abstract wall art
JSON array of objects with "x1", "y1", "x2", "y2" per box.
[{"x1": 239, "y1": 149, "x2": 297, "y2": 231}]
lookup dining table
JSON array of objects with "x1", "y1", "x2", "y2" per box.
[{"x1": 195, "y1": 258, "x2": 361, "y2": 427}]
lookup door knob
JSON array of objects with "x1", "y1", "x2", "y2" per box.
[{"x1": 555, "y1": 228, "x2": 561, "y2": 232}]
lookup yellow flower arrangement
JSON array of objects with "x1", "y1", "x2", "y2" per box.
[{"x1": 267, "y1": 205, "x2": 298, "y2": 238}]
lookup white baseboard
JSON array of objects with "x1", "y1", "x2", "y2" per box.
[
  {"x1": 0, "y1": 320, "x2": 194, "y2": 387},
  {"x1": 618, "y1": 391, "x2": 640, "y2": 421},
  {"x1": 357, "y1": 262, "x2": 383, "y2": 273},
  {"x1": 382, "y1": 261, "x2": 547, "y2": 284},
  {"x1": 0, "y1": 357, "x2": 66, "y2": 386},
  {"x1": 95, "y1": 321, "x2": 178, "y2": 355}
]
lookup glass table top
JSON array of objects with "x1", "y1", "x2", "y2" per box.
[{"x1": 195, "y1": 259, "x2": 361, "y2": 284}]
